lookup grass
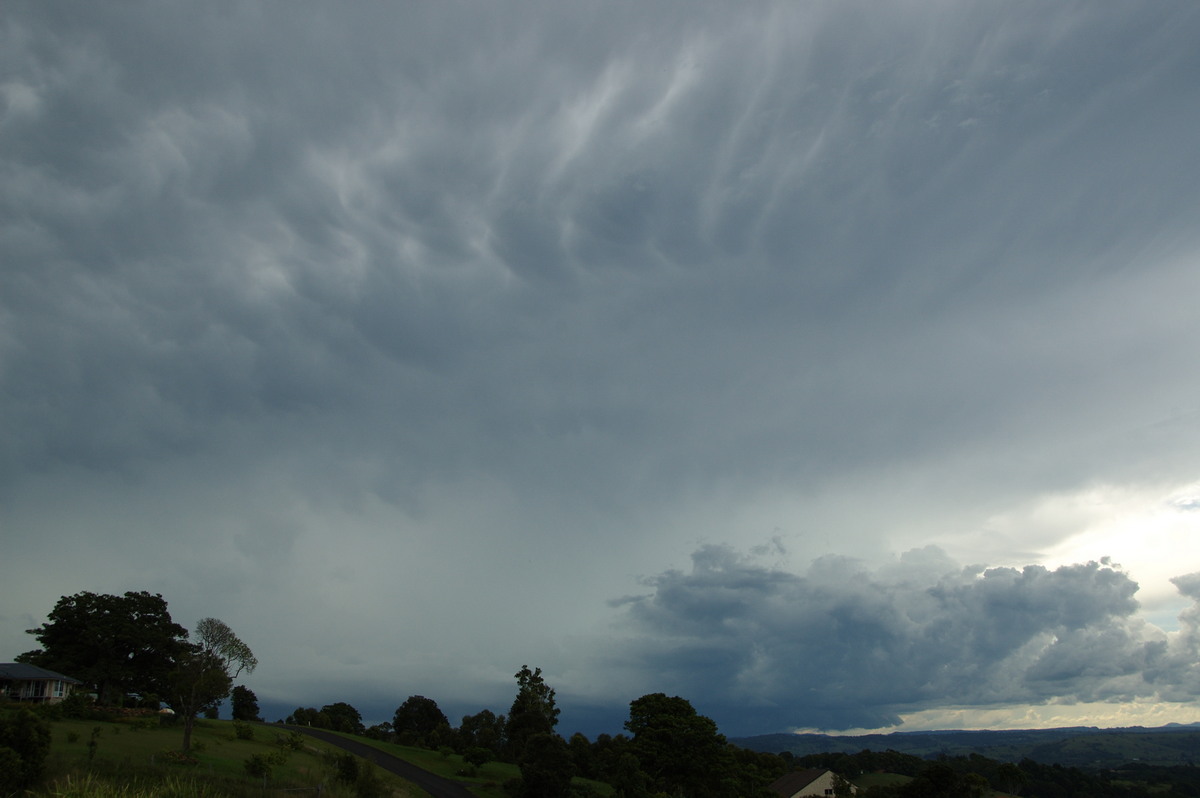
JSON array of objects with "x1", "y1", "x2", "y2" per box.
[
  {"x1": 34, "y1": 717, "x2": 613, "y2": 797},
  {"x1": 852, "y1": 771, "x2": 912, "y2": 790},
  {"x1": 32, "y1": 716, "x2": 430, "y2": 797},
  {"x1": 287, "y1": 728, "x2": 614, "y2": 797}
]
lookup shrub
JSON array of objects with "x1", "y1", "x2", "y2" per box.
[
  {"x1": 353, "y1": 763, "x2": 388, "y2": 798},
  {"x1": 279, "y1": 731, "x2": 306, "y2": 750},
  {"x1": 465, "y1": 746, "x2": 494, "y2": 768},
  {"x1": 0, "y1": 708, "x2": 52, "y2": 792},
  {"x1": 244, "y1": 752, "x2": 273, "y2": 778},
  {"x1": 334, "y1": 752, "x2": 360, "y2": 784},
  {"x1": 232, "y1": 721, "x2": 255, "y2": 740}
]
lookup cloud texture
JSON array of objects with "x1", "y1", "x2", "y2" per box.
[
  {"x1": 3, "y1": 1, "x2": 1200, "y2": 735},
  {"x1": 609, "y1": 546, "x2": 1200, "y2": 733}
]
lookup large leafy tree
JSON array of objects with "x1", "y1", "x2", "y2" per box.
[
  {"x1": 625, "y1": 693, "x2": 737, "y2": 798},
  {"x1": 19, "y1": 591, "x2": 190, "y2": 704},
  {"x1": 393, "y1": 695, "x2": 449, "y2": 747},
  {"x1": 167, "y1": 617, "x2": 256, "y2": 751},
  {"x1": 506, "y1": 665, "x2": 559, "y2": 760}
]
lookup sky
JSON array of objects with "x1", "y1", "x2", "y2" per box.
[{"x1": 2, "y1": 1, "x2": 1200, "y2": 739}]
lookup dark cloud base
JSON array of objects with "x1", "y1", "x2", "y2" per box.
[{"x1": 607, "y1": 546, "x2": 1200, "y2": 735}]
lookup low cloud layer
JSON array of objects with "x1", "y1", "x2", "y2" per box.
[{"x1": 607, "y1": 546, "x2": 1199, "y2": 733}]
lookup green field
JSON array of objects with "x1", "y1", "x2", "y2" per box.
[
  {"x1": 31, "y1": 716, "x2": 429, "y2": 797},
  {"x1": 26, "y1": 715, "x2": 612, "y2": 797},
  {"x1": 289, "y1": 727, "x2": 613, "y2": 797}
]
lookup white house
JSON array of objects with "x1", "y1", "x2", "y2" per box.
[{"x1": 0, "y1": 663, "x2": 82, "y2": 704}]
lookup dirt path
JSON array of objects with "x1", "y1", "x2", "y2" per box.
[{"x1": 281, "y1": 725, "x2": 478, "y2": 798}]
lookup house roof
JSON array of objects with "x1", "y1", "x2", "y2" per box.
[
  {"x1": 0, "y1": 663, "x2": 82, "y2": 683},
  {"x1": 769, "y1": 768, "x2": 831, "y2": 797}
]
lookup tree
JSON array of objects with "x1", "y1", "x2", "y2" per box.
[
  {"x1": 458, "y1": 709, "x2": 506, "y2": 755},
  {"x1": 364, "y1": 722, "x2": 393, "y2": 741},
  {"x1": 625, "y1": 693, "x2": 735, "y2": 798},
  {"x1": 322, "y1": 702, "x2": 365, "y2": 735},
  {"x1": 506, "y1": 665, "x2": 559, "y2": 760},
  {"x1": 19, "y1": 591, "x2": 190, "y2": 704},
  {"x1": 517, "y1": 732, "x2": 575, "y2": 798},
  {"x1": 231, "y1": 685, "x2": 261, "y2": 721},
  {"x1": 567, "y1": 732, "x2": 595, "y2": 778},
  {"x1": 900, "y1": 763, "x2": 985, "y2": 798},
  {"x1": 167, "y1": 617, "x2": 256, "y2": 751},
  {"x1": 609, "y1": 751, "x2": 651, "y2": 798},
  {"x1": 393, "y1": 695, "x2": 449, "y2": 747}
]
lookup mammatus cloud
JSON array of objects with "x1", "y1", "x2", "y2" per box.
[
  {"x1": 3, "y1": 1, "x2": 1200, "y2": 738},
  {"x1": 608, "y1": 545, "x2": 1197, "y2": 733}
]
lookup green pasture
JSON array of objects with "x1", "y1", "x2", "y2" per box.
[
  {"x1": 32, "y1": 716, "x2": 428, "y2": 797},
  {"x1": 290, "y1": 728, "x2": 613, "y2": 797}
]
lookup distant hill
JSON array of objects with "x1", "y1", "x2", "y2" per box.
[{"x1": 730, "y1": 723, "x2": 1200, "y2": 769}]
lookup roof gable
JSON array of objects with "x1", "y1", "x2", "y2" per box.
[
  {"x1": 770, "y1": 768, "x2": 829, "y2": 796},
  {"x1": 0, "y1": 663, "x2": 82, "y2": 683}
]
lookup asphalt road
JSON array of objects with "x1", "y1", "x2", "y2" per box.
[{"x1": 281, "y1": 725, "x2": 478, "y2": 798}]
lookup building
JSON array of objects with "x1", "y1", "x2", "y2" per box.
[
  {"x1": 0, "y1": 663, "x2": 82, "y2": 704},
  {"x1": 769, "y1": 768, "x2": 858, "y2": 797}
]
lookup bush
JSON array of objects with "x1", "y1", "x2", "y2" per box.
[
  {"x1": 244, "y1": 752, "x2": 274, "y2": 778},
  {"x1": 353, "y1": 763, "x2": 388, "y2": 798},
  {"x1": 279, "y1": 731, "x2": 305, "y2": 750},
  {"x1": 243, "y1": 750, "x2": 287, "y2": 779},
  {"x1": 465, "y1": 746, "x2": 494, "y2": 768},
  {"x1": 334, "y1": 752, "x2": 360, "y2": 784},
  {"x1": 0, "y1": 709, "x2": 52, "y2": 792},
  {"x1": 232, "y1": 721, "x2": 254, "y2": 740}
]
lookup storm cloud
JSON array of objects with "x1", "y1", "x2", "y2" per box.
[
  {"x1": 3, "y1": 1, "x2": 1200, "y2": 735},
  {"x1": 607, "y1": 545, "x2": 1197, "y2": 734}
]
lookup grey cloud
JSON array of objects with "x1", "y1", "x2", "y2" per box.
[
  {"x1": 610, "y1": 545, "x2": 1188, "y2": 733},
  {"x1": 4, "y1": 0, "x2": 1200, "y2": 735}
]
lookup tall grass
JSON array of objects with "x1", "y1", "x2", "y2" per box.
[{"x1": 40, "y1": 772, "x2": 252, "y2": 797}]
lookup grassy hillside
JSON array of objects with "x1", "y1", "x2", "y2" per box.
[
  {"x1": 32, "y1": 716, "x2": 429, "y2": 797},
  {"x1": 28, "y1": 715, "x2": 613, "y2": 797},
  {"x1": 286, "y1": 727, "x2": 614, "y2": 797}
]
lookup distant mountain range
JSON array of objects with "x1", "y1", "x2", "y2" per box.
[{"x1": 730, "y1": 723, "x2": 1200, "y2": 769}]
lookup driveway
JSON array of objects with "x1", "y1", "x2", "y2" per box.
[{"x1": 281, "y1": 725, "x2": 478, "y2": 798}]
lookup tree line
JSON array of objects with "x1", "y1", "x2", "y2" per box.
[
  {"x1": 12, "y1": 590, "x2": 1198, "y2": 797},
  {"x1": 284, "y1": 666, "x2": 789, "y2": 798}
]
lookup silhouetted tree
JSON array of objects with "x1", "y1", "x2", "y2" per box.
[
  {"x1": 458, "y1": 708, "x2": 506, "y2": 755},
  {"x1": 625, "y1": 693, "x2": 736, "y2": 798},
  {"x1": 518, "y1": 732, "x2": 574, "y2": 798},
  {"x1": 506, "y1": 665, "x2": 559, "y2": 760},
  {"x1": 19, "y1": 591, "x2": 189, "y2": 704},
  {"x1": 393, "y1": 695, "x2": 449, "y2": 748},
  {"x1": 231, "y1": 685, "x2": 260, "y2": 721},
  {"x1": 322, "y1": 702, "x2": 365, "y2": 735},
  {"x1": 167, "y1": 617, "x2": 256, "y2": 752}
]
